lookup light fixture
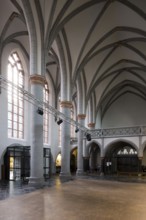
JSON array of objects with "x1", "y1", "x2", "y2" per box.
[
  {"x1": 37, "y1": 107, "x2": 44, "y2": 115},
  {"x1": 57, "y1": 118, "x2": 63, "y2": 125},
  {"x1": 86, "y1": 133, "x2": 91, "y2": 141},
  {"x1": 75, "y1": 127, "x2": 79, "y2": 133}
]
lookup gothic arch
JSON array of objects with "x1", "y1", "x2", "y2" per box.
[{"x1": 104, "y1": 139, "x2": 139, "y2": 156}]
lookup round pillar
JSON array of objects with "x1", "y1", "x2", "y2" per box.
[
  {"x1": 83, "y1": 139, "x2": 90, "y2": 172},
  {"x1": 100, "y1": 157, "x2": 105, "y2": 176},
  {"x1": 138, "y1": 156, "x2": 143, "y2": 174},
  {"x1": 76, "y1": 114, "x2": 86, "y2": 176},
  {"x1": 59, "y1": 101, "x2": 72, "y2": 180},
  {"x1": 29, "y1": 75, "x2": 46, "y2": 184}
]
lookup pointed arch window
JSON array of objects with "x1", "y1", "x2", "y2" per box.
[
  {"x1": 7, "y1": 52, "x2": 24, "y2": 139},
  {"x1": 43, "y1": 83, "x2": 49, "y2": 144}
]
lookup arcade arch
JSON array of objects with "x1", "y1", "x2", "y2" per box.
[
  {"x1": 104, "y1": 140, "x2": 139, "y2": 175},
  {"x1": 55, "y1": 148, "x2": 78, "y2": 174},
  {"x1": 142, "y1": 143, "x2": 146, "y2": 172},
  {"x1": 70, "y1": 147, "x2": 77, "y2": 173},
  {"x1": 88, "y1": 142, "x2": 101, "y2": 173}
]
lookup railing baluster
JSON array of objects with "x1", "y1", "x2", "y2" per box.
[{"x1": 90, "y1": 125, "x2": 146, "y2": 139}]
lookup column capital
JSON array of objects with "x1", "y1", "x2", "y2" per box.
[
  {"x1": 60, "y1": 101, "x2": 72, "y2": 108},
  {"x1": 138, "y1": 156, "x2": 143, "y2": 160},
  {"x1": 29, "y1": 74, "x2": 46, "y2": 85},
  {"x1": 88, "y1": 123, "x2": 95, "y2": 128},
  {"x1": 100, "y1": 157, "x2": 105, "y2": 159},
  {"x1": 83, "y1": 156, "x2": 89, "y2": 160},
  {"x1": 78, "y1": 114, "x2": 86, "y2": 120}
]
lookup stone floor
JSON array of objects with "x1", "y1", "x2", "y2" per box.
[{"x1": 0, "y1": 175, "x2": 146, "y2": 219}]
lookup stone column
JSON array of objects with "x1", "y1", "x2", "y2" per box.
[
  {"x1": 83, "y1": 138, "x2": 89, "y2": 172},
  {"x1": 87, "y1": 123, "x2": 95, "y2": 172},
  {"x1": 138, "y1": 136, "x2": 143, "y2": 176},
  {"x1": 100, "y1": 157, "x2": 105, "y2": 176},
  {"x1": 76, "y1": 114, "x2": 86, "y2": 176},
  {"x1": 100, "y1": 137, "x2": 105, "y2": 176},
  {"x1": 29, "y1": 75, "x2": 46, "y2": 184},
  {"x1": 59, "y1": 101, "x2": 72, "y2": 179},
  {"x1": 83, "y1": 124, "x2": 95, "y2": 163},
  {"x1": 138, "y1": 157, "x2": 143, "y2": 175}
]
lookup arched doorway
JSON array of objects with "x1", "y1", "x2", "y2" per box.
[
  {"x1": 56, "y1": 153, "x2": 61, "y2": 173},
  {"x1": 70, "y1": 148, "x2": 77, "y2": 173},
  {"x1": 141, "y1": 145, "x2": 146, "y2": 172},
  {"x1": 104, "y1": 141, "x2": 139, "y2": 175},
  {"x1": 89, "y1": 142, "x2": 101, "y2": 173},
  {"x1": 3, "y1": 146, "x2": 51, "y2": 180},
  {"x1": 3, "y1": 146, "x2": 30, "y2": 181}
]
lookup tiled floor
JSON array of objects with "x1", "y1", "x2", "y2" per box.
[{"x1": 0, "y1": 175, "x2": 146, "y2": 220}]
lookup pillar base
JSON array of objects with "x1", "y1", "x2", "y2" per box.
[
  {"x1": 59, "y1": 172, "x2": 73, "y2": 181},
  {"x1": 28, "y1": 177, "x2": 45, "y2": 185},
  {"x1": 76, "y1": 169, "x2": 84, "y2": 176},
  {"x1": 100, "y1": 172, "x2": 104, "y2": 176}
]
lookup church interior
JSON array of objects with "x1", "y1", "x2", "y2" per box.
[{"x1": 1, "y1": 0, "x2": 146, "y2": 219}]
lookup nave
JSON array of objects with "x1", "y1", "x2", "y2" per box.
[{"x1": 0, "y1": 175, "x2": 146, "y2": 220}]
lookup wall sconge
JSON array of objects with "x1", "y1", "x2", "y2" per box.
[
  {"x1": 57, "y1": 118, "x2": 63, "y2": 125},
  {"x1": 86, "y1": 133, "x2": 91, "y2": 141},
  {"x1": 75, "y1": 127, "x2": 79, "y2": 133},
  {"x1": 37, "y1": 107, "x2": 44, "y2": 115}
]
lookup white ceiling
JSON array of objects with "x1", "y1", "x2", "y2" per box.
[{"x1": 1, "y1": 0, "x2": 146, "y2": 117}]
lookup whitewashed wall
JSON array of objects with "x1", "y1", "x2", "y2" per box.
[{"x1": 102, "y1": 94, "x2": 146, "y2": 128}]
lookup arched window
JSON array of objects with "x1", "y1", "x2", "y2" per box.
[
  {"x1": 7, "y1": 52, "x2": 24, "y2": 139},
  {"x1": 43, "y1": 83, "x2": 49, "y2": 144}
]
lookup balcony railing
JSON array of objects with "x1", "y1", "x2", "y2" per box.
[{"x1": 88, "y1": 126, "x2": 146, "y2": 139}]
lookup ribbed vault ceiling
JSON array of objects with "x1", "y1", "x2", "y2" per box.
[{"x1": 1, "y1": 0, "x2": 146, "y2": 119}]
